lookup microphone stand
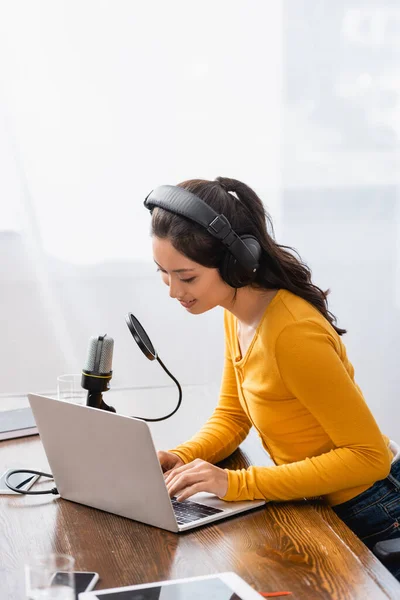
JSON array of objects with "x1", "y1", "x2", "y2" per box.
[
  {"x1": 82, "y1": 368, "x2": 116, "y2": 413},
  {"x1": 86, "y1": 391, "x2": 116, "y2": 413}
]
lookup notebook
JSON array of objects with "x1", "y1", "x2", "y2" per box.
[{"x1": 0, "y1": 407, "x2": 38, "y2": 441}]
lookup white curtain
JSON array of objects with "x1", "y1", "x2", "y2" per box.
[
  {"x1": 0, "y1": 1, "x2": 283, "y2": 395},
  {"x1": 1, "y1": 1, "x2": 400, "y2": 439}
]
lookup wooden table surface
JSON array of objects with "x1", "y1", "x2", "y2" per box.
[{"x1": 1, "y1": 400, "x2": 400, "y2": 599}]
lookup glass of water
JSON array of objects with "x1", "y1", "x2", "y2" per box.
[
  {"x1": 25, "y1": 553, "x2": 75, "y2": 599},
  {"x1": 57, "y1": 374, "x2": 86, "y2": 405}
]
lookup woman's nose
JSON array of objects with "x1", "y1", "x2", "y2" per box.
[{"x1": 168, "y1": 279, "x2": 183, "y2": 300}]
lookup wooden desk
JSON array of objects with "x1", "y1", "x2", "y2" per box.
[{"x1": 1, "y1": 431, "x2": 400, "y2": 600}]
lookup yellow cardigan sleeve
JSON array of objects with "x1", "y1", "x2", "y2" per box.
[
  {"x1": 169, "y1": 339, "x2": 252, "y2": 465},
  {"x1": 223, "y1": 320, "x2": 391, "y2": 502}
]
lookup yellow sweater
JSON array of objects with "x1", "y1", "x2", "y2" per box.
[{"x1": 171, "y1": 289, "x2": 392, "y2": 506}]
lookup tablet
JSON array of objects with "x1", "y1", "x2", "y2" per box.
[{"x1": 79, "y1": 572, "x2": 261, "y2": 599}]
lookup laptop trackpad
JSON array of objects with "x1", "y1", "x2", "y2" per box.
[
  {"x1": 183, "y1": 492, "x2": 263, "y2": 511},
  {"x1": 185, "y1": 492, "x2": 229, "y2": 510}
]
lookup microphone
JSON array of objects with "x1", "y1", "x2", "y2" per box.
[{"x1": 81, "y1": 334, "x2": 116, "y2": 413}]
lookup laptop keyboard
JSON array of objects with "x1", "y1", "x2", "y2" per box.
[{"x1": 171, "y1": 497, "x2": 224, "y2": 525}]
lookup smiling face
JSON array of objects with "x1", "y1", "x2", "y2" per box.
[{"x1": 152, "y1": 237, "x2": 234, "y2": 314}]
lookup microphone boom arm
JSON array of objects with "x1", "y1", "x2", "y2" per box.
[
  {"x1": 125, "y1": 312, "x2": 183, "y2": 422},
  {"x1": 129, "y1": 356, "x2": 182, "y2": 422}
]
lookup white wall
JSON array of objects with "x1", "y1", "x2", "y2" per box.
[{"x1": 1, "y1": 1, "x2": 400, "y2": 442}]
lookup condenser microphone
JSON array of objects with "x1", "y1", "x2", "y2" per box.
[{"x1": 81, "y1": 334, "x2": 116, "y2": 413}]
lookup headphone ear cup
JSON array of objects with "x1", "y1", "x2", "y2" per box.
[
  {"x1": 220, "y1": 235, "x2": 261, "y2": 288},
  {"x1": 219, "y1": 251, "x2": 235, "y2": 287}
]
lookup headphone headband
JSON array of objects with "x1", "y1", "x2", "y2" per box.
[{"x1": 144, "y1": 185, "x2": 259, "y2": 273}]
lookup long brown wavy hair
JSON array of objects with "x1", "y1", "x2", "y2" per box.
[{"x1": 150, "y1": 177, "x2": 346, "y2": 336}]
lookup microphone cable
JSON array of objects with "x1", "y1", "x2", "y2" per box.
[{"x1": 5, "y1": 469, "x2": 58, "y2": 495}]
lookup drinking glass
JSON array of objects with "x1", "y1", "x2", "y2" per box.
[
  {"x1": 25, "y1": 553, "x2": 75, "y2": 599},
  {"x1": 57, "y1": 374, "x2": 86, "y2": 405}
]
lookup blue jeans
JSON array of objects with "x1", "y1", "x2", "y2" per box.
[{"x1": 332, "y1": 460, "x2": 400, "y2": 581}]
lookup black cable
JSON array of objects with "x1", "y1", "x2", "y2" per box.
[
  {"x1": 5, "y1": 469, "x2": 58, "y2": 495},
  {"x1": 131, "y1": 356, "x2": 182, "y2": 422}
]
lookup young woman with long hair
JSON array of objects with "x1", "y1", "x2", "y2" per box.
[{"x1": 145, "y1": 177, "x2": 400, "y2": 580}]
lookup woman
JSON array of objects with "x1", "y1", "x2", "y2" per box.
[{"x1": 145, "y1": 176, "x2": 400, "y2": 579}]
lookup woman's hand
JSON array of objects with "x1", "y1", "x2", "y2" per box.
[
  {"x1": 157, "y1": 450, "x2": 185, "y2": 473},
  {"x1": 164, "y1": 458, "x2": 229, "y2": 502}
]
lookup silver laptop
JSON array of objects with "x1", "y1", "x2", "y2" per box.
[{"x1": 28, "y1": 394, "x2": 265, "y2": 532}]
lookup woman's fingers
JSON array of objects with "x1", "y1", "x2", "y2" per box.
[
  {"x1": 157, "y1": 450, "x2": 184, "y2": 473},
  {"x1": 164, "y1": 460, "x2": 201, "y2": 486},
  {"x1": 175, "y1": 483, "x2": 206, "y2": 502},
  {"x1": 163, "y1": 459, "x2": 228, "y2": 500},
  {"x1": 167, "y1": 470, "x2": 205, "y2": 499}
]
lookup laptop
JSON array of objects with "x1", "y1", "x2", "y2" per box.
[{"x1": 28, "y1": 394, "x2": 266, "y2": 532}]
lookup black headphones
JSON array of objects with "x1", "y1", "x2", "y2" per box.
[{"x1": 144, "y1": 184, "x2": 262, "y2": 288}]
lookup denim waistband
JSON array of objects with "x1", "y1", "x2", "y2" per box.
[{"x1": 333, "y1": 459, "x2": 400, "y2": 516}]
